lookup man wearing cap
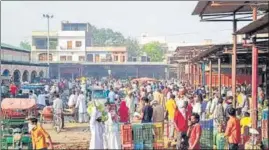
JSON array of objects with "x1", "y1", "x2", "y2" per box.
[
  {"x1": 27, "y1": 117, "x2": 53, "y2": 150},
  {"x1": 151, "y1": 100, "x2": 164, "y2": 123}
]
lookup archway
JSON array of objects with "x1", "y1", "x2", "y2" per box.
[
  {"x1": 39, "y1": 71, "x2": 44, "y2": 78},
  {"x1": 13, "y1": 70, "x2": 21, "y2": 83},
  {"x1": 31, "y1": 71, "x2": 37, "y2": 83},
  {"x1": 2, "y1": 69, "x2": 10, "y2": 76},
  {"x1": 22, "y1": 70, "x2": 29, "y2": 82}
]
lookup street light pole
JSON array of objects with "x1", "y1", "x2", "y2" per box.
[{"x1": 43, "y1": 14, "x2": 53, "y2": 78}]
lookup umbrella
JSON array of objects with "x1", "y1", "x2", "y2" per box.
[{"x1": 131, "y1": 77, "x2": 157, "y2": 83}]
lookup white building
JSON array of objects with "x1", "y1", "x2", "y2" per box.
[{"x1": 57, "y1": 31, "x2": 86, "y2": 62}]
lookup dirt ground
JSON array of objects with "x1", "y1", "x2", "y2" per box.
[{"x1": 43, "y1": 122, "x2": 89, "y2": 149}]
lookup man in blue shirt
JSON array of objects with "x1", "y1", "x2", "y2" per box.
[{"x1": 108, "y1": 88, "x2": 116, "y2": 103}]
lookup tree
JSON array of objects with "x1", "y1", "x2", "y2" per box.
[
  {"x1": 20, "y1": 41, "x2": 31, "y2": 50},
  {"x1": 124, "y1": 37, "x2": 141, "y2": 60},
  {"x1": 91, "y1": 25, "x2": 125, "y2": 46},
  {"x1": 141, "y1": 42, "x2": 166, "y2": 62}
]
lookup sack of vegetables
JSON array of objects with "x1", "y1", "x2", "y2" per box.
[{"x1": 87, "y1": 101, "x2": 108, "y2": 122}]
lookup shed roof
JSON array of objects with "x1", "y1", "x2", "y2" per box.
[
  {"x1": 192, "y1": 1, "x2": 269, "y2": 16},
  {"x1": 236, "y1": 13, "x2": 269, "y2": 35},
  {"x1": 1, "y1": 43, "x2": 30, "y2": 53}
]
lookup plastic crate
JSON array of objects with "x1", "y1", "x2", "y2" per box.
[
  {"x1": 262, "y1": 120, "x2": 268, "y2": 139},
  {"x1": 200, "y1": 119, "x2": 213, "y2": 130},
  {"x1": 216, "y1": 133, "x2": 228, "y2": 150},
  {"x1": 143, "y1": 123, "x2": 154, "y2": 143},
  {"x1": 262, "y1": 110, "x2": 268, "y2": 120},
  {"x1": 122, "y1": 144, "x2": 133, "y2": 149},
  {"x1": 134, "y1": 142, "x2": 144, "y2": 150},
  {"x1": 153, "y1": 123, "x2": 164, "y2": 143},
  {"x1": 144, "y1": 143, "x2": 153, "y2": 149},
  {"x1": 154, "y1": 142, "x2": 164, "y2": 149},
  {"x1": 132, "y1": 124, "x2": 144, "y2": 143},
  {"x1": 121, "y1": 124, "x2": 133, "y2": 145}
]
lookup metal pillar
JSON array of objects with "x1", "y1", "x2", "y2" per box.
[
  {"x1": 209, "y1": 60, "x2": 212, "y2": 98},
  {"x1": 188, "y1": 62, "x2": 191, "y2": 84},
  {"x1": 194, "y1": 64, "x2": 197, "y2": 89},
  {"x1": 232, "y1": 13, "x2": 238, "y2": 107},
  {"x1": 202, "y1": 62, "x2": 205, "y2": 86},
  {"x1": 218, "y1": 58, "x2": 222, "y2": 98},
  {"x1": 251, "y1": 6, "x2": 258, "y2": 129}
]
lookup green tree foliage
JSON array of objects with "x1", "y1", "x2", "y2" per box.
[
  {"x1": 20, "y1": 41, "x2": 31, "y2": 50},
  {"x1": 141, "y1": 42, "x2": 166, "y2": 62},
  {"x1": 90, "y1": 24, "x2": 141, "y2": 59}
]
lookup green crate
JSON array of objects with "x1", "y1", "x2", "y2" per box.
[
  {"x1": 142, "y1": 123, "x2": 153, "y2": 142},
  {"x1": 143, "y1": 143, "x2": 153, "y2": 149},
  {"x1": 132, "y1": 124, "x2": 143, "y2": 143},
  {"x1": 21, "y1": 136, "x2": 31, "y2": 144}
]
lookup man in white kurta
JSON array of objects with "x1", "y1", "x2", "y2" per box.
[
  {"x1": 76, "y1": 92, "x2": 88, "y2": 123},
  {"x1": 89, "y1": 107, "x2": 105, "y2": 149},
  {"x1": 104, "y1": 110, "x2": 121, "y2": 149}
]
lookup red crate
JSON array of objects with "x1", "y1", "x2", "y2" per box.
[
  {"x1": 120, "y1": 124, "x2": 132, "y2": 145},
  {"x1": 122, "y1": 144, "x2": 133, "y2": 149},
  {"x1": 262, "y1": 120, "x2": 268, "y2": 139},
  {"x1": 154, "y1": 142, "x2": 164, "y2": 149}
]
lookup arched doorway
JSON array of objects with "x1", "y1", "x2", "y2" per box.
[
  {"x1": 31, "y1": 71, "x2": 37, "y2": 83},
  {"x1": 39, "y1": 71, "x2": 44, "y2": 78},
  {"x1": 13, "y1": 70, "x2": 21, "y2": 84},
  {"x1": 2, "y1": 69, "x2": 10, "y2": 76},
  {"x1": 22, "y1": 70, "x2": 29, "y2": 82}
]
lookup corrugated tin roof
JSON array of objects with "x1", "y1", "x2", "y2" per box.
[
  {"x1": 236, "y1": 13, "x2": 269, "y2": 35},
  {"x1": 1, "y1": 43, "x2": 30, "y2": 52},
  {"x1": 192, "y1": 1, "x2": 268, "y2": 16}
]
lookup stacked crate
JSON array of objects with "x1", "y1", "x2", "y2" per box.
[
  {"x1": 121, "y1": 124, "x2": 133, "y2": 149},
  {"x1": 132, "y1": 123, "x2": 144, "y2": 150},
  {"x1": 200, "y1": 119, "x2": 214, "y2": 149},
  {"x1": 153, "y1": 123, "x2": 164, "y2": 149},
  {"x1": 143, "y1": 123, "x2": 154, "y2": 149},
  {"x1": 262, "y1": 109, "x2": 268, "y2": 149}
]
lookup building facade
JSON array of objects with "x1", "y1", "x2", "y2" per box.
[{"x1": 1, "y1": 43, "x2": 48, "y2": 84}]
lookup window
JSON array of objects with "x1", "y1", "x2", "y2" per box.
[
  {"x1": 87, "y1": 54, "x2": 93, "y2": 62},
  {"x1": 76, "y1": 41, "x2": 82, "y2": 47},
  {"x1": 95, "y1": 54, "x2": 100, "y2": 62},
  {"x1": 122, "y1": 56, "x2": 125, "y2": 62},
  {"x1": 67, "y1": 56, "x2": 72, "y2": 61},
  {"x1": 114, "y1": 55, "x2": 118, "y2": 61},
  {"x1": 38, "y1": 53, "x2": 52, "y2": 61},
  {"x1": 79, "y1": 56, "x2": 85, "y2": 61},
  {"x1": 67, "y1": 41, "x2": 72, "y2": 49},
  {"x1": 60, "y1": 56, "x2": 66, "y2": 61}
]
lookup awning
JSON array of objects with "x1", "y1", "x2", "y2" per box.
[
  {"x1": 236, "y1": 13, "x2": 269, "y2": 35},
  {"x1": 192, "y1": 1, "x2": 269, "y2": 16}
]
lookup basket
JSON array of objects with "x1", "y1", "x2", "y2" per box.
[
  {"x1": 143, "y1": 123, "x2": 154, "y2": 143},
  {"x1": 153, "y1": 122, "x2": 164, "y2": 143},
  {"x1": 132, "y1": 124, "x2": 144, "y2": 143},
  {"x1": 120, "y1": 124, "x2": 132, "y2": 145}
]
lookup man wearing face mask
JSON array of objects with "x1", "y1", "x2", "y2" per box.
[
  {"x1": 27, "y1": 117, "x2": 53, "y2": 150},
  {"x1": 187, "y1": 113, "x2": 202, "y2": 150}
]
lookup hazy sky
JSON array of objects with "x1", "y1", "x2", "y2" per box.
[{"x1": 1, "y1": 1, "x2": 249, "y2": 46}]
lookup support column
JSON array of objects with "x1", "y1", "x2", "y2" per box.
[
  {"x1": 218, "y1": 58, "x2": 222, "y2": 98},
  {"x1": 251, "y1": 6, "x2": 258, "y2": 129},
  {"x1": 188, "y1": 62, "x2": 191, "y2": 84},
  {"x1": 202, "y1": 62, "x2": 205, "y2": 86},
  {"x1": 232, "y1": 14, "x2": 238, "y2": 107},
  {"x1": 209, "y1": 60, "x2": 212, "y2": 98},
  {"x1": 194, "y1": 64, "x2": 197, "y2": 89}
]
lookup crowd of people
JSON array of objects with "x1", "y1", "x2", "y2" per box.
[{"x1": 1, "y1": 78, "x2": 268, "y2": 150}]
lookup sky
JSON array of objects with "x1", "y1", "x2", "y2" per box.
[{"x1": 1, "y1": 1, "x2": 249, "y2": 47}]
